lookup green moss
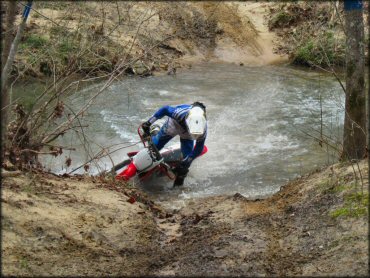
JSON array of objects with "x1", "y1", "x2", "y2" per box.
[
  {"x1": 330, "y1": 191, "x2": 369, "y2": 219},
  {"x1": 326, "y1": 183, "x2": 348, "y2": 194},
  {"x1": 21, "y1": 34, "x2": 48, "y2": 49},
  {"x1": 347, "y1": 192, "x2": 369, "y2": 206},
  {"x1": 319, "y1": 176, "x2": 351, "y2": 194},
  {"x1": 330, "y1": 206, "x2": 367, "y2": 218},
  {"x1": 330, "y1": 207, "x2": 350, "y2": 218}
]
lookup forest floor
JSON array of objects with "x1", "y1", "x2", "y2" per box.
[{"x1": 2, "y1": 160, "x2": 368, "y2": 276}]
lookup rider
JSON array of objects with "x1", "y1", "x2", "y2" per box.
[{"x1": 142, "y1": 101, "x2": 207, "y2": 186}]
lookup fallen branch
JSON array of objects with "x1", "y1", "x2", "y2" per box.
[
  {"x1": 1, "y1": 170, "x2": 22, "y2": 178},
  {"x1": 68, "y1": 141, "x2": 141, "y2": 174},
  {"x1": 20, "y1": 149, "x2": 59, "y2": 155}
]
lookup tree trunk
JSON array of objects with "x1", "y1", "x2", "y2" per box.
[
  {"x1": 342, "y1": 0, "x2": 366, "y2": 160},
  {"x1": 1, "y1": 1, "x2": 32, "y2": 147},
  {"x1": 1, "y1": 1, "x2": 17, "y2": 71},
  {"x1": 1, "y1": 1, "x2": 17, "y2": 144},
  {"x1": 329, "y1": 1, "x2": 339, "y2": 25}
]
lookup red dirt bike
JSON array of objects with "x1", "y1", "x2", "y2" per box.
[{"x1": 113, "y1": 124, "x2": 208, "y2": 184}]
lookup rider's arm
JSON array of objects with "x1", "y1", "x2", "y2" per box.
[
  {"x1": 147, "y1": 105, "x2": 175, "y2": 124},
  {"x1": 191, "y1": 123, "x2": 207, "y2": 159},
  {"x1": 190, "y1": 137, "x2": 206, "y2": 159},
  {"x1": 181, "y1": 138, "x2": 205, "y2": 168},
  {"x1": 182, "y1": 129, "x2": 207, "y2": 167}
]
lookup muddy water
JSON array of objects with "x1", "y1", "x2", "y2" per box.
[{"x1": 40, "y1": 63, "x2": 344, "y2": 204}]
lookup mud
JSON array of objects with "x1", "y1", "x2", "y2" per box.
[{"x1": 1, "y1": 161, "x2": 368, "y2": 276}]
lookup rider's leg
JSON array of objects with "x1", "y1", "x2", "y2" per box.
[
  {"x1": 152, "y1": 121, "x2": 174, "y2": 150},
  {"x1": 173, "y1": 138, "x2": 194, "y2": 186},
  {"x1": 180, "y1": 138, "x2": 194, "y2": 158}
]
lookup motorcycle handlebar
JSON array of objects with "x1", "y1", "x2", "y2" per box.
[{"x1": 138, "y1": 124, "x2": 162, "y2": 162}]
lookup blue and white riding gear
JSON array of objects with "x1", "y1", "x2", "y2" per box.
[{"x1": 147, "y1": 103, "x2": 207, "y2": 168}]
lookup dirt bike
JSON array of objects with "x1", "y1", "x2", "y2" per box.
[{"x1": 113, "y1": 124, "x2": 208, "y2": 184}]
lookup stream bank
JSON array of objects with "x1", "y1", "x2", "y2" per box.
[
  {"x1": 9, "y1": 1, "x2": 287, "y2": 82},
  {"x1": 2, "y1": 160, "x2": 368, "y2": 276}
]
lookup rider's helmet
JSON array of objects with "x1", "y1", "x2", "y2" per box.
[{"x1": 185, "y1": 103, "x2": 207, "y2": 140}]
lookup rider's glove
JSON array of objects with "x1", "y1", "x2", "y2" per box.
[{"x1": 142, "y1": 121, "x2": 151, "y2": 135}]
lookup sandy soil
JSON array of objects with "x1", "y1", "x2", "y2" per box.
[
  {"x1": 2, "y1": 160, "x2": 368, "y2": 276},
  {"x1": 1, "y1": 172, "x2": 162, "y2": 276},
  {"x1": 211, "y1": 2, "x2": 288, "y2": 65},
  {"x1": 23, "y1": 1, "x2": 287, "y2": 78}
]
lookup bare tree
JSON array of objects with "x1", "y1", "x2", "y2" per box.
[
  {"x1": 1, "y1": 1, "x2": 18, "y2": 144},
  {"x1": 1, "y1": 1, "x2": 17, "y2": 70},
  {"x1": 342, "y1": 0, "x2": 366, "y2": 160},
  {"x1": 2, "y1": 2, "x2": 177, "y2": 171}
]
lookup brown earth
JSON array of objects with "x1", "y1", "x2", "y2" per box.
[
  {"x1": 12, "y1": 1, "x2": 287, "y2": 80},
  {"x1": 2, "y1": 160, "x2": 368, "y2": 276}
]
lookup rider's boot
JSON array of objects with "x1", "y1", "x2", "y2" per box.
[{"x1": 173, "y1": 166, "x2": 189, "y2": 187}]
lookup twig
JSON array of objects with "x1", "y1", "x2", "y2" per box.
[
  {"x1": 20, "y1": 149, "x2": 59, "y2": 155},
  {"x1": 1, "y1": 170, "x2": 22, "y2": 178},
  {"x1": 19, "y1": 2, "x2": 63, "y2": 28},
  {"x1": 297, "y1": 127, "x2": 341, "y2": 153},
  {"x1": 354, "y1": 160, "x2": 365, "y2": 194},
  {"x1": 68, "y1": 141, "x2": 141, "y2": 174}
]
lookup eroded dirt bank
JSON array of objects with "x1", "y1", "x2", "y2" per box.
[
  {"x1": 1, "y1": 160, "x2": 368, "y2": 276},
  {"x1": 10, "y1": 1, "x2": 287, "y2": 81}
]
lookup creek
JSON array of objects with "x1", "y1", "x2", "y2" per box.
[{"x1": 28, "y1": 63, "x2": 344, "y2": 204}]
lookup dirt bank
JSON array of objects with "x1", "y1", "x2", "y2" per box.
[
  {"x1": 2, "y1": 160, "x2": 368, "y2": 276},
  {"x1": 8, "y1": 2, "x2": 287, "y2": 81},
  {"x1": 151, "y1": 160, "x2": 368, "y2": 276},
  {"x1": 1, "y1": 172, "x2": 161, "y2": 276}
]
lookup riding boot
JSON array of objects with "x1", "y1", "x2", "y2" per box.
[
  {"x1": 173, "y1": 167, "x2": 189, "y2": 187},
  {"x1": 173, "y1": 175, "x2": 186, "y2": 186}
]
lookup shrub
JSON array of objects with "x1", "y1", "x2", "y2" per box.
[
  {"x1": 292, "y1": 31, "x2": 345, "y2": 67},
  {"x1": 293, "y1": 40, "x2": 315, "y2": 66},
  {"x1": 268, "y1": 11, "x2": 294, "y2": 30}
]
